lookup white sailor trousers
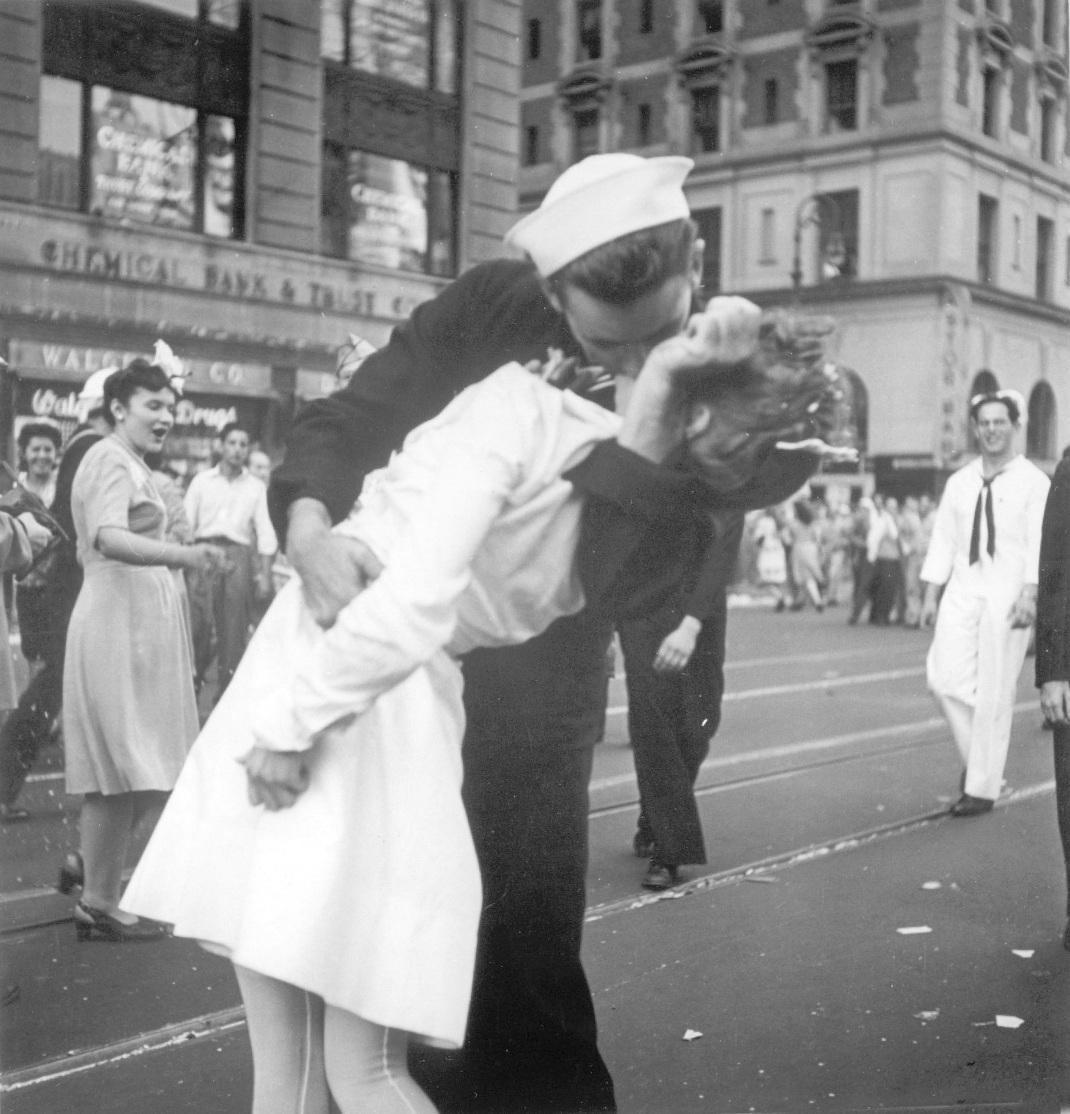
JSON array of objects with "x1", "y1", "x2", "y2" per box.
[{"x1": 926, "y1": 581, "x2": 1030, "y2": 801}]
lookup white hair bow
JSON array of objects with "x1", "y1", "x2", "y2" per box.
[{"x1": 153, "y1": 339, "x2": 187, "y2": 394}]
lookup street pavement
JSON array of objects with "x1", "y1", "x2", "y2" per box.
[{"x1": 3, "y1": 605, "x2": 1069, "y2": 1112}]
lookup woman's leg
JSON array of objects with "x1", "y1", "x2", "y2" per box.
[
  {"x1": 80, "y1": 790, "x2": 169, "y2": 921},
  {"x1": 324, "y1": 1007, "x2": 437, "y2": 1114},
  {"x1": 234, "y1": 964, "x2": 330, "y2": 1114},
  {"x1": 79, "y1": 792, "x2": 134, "y2": 916}
]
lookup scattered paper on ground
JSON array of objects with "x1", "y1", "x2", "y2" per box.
[
  {"x1": 996, "y1": 1015, "x2": 1025, "y2": 1029},
  {"x1": 913, "y1": 1010, "x2": 940, "y2": 1021},
  {"x1": 921, "y1": 881, "x2": 942, "y2": 890},
  {"x1": 1011, "y1": 949, "x2": 1034, "y2": 958},
  {"x1": 897, "y1": 926, "x2": 932, "y2": 935},
  {"x1": 682, "y1": 1029, "x2": 703, "y2": 1042}
]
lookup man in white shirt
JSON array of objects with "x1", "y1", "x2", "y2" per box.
[
  {"x1": 185, "y1": 422, "x2": 277, "y2": 696},
  {"x1": 920, "y1": 391, "x2": 1050, "y2": 816}
]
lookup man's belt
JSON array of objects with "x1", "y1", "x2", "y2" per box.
[{"x1": 196, "y1": 536, "x2": 247, "y2": 547}]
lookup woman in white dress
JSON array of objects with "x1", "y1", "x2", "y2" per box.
[{"x1": 122, "y1": 303, "x2": 845, "y2": 1114}]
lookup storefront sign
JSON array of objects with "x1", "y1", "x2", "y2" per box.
[
  {"x1": 9, "y1": 340, "x2": 273, "y2": 398},
  {"x1": 36, "y1": 237, "x2": 422, "y2": 320}
]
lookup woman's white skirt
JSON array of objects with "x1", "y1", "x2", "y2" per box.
[{"x1": 122, "y1": 580, "x2": 482, "y2": 1049}]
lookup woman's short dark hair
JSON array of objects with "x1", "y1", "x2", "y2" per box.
[
  {"x1": 547, "y1": 218, "x2": 697, "y2": 307},
  {"x1": 17, "y1": 421, "x2": 62, "y2": 455},
  {"x1": 102, "y1": 359, "x2": 174, "y2": 427}
]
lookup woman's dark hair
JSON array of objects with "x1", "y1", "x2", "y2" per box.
[
  {"x1": 102, "y1": 359, "x2": 174, "y2": 427},
  {"x1": 794, "y1": 499, "x2": 814, "y2": 526},
  {"x1": 17, "y1": 421, "x2": 62, "y2": 455},
  {"x1": 547, "y1": 218, "x2": 697, "y2": 307}
]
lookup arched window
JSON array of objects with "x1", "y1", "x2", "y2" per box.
[
  {"x1": 838, "y1": 367, "x2": 868, "y2": 456},
  {"x1": 1027, "y1": 381, "x2": 1057, "y2": 461},
  {"x1": 968, "y1": 370, "x2": 1000, "y2": 453}
]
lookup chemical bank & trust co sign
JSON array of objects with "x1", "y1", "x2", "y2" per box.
[{"x1": 38, "y1": 236, "x2": 422, "y2": 320}]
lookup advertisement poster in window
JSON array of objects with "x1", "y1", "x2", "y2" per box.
[
  {"x1": 203, "y1": 116, "x2": 236, "y2": 239},
  {"x1": 347, "y1": 152, "x2": 428, "y2": 272},
  {"x1": 348, "y1": 0, "x2": 430, "y2": 86},
  {"x1": 90, "y1": 88, "x2": 196, "y2": 230}
]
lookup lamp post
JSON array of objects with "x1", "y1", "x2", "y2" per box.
[{"x1": 790, "y1": 193, "x2": 846, "y2": 298}]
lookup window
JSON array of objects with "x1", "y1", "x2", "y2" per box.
[
  {"x1": 38, "y1": 80, "x2": 240, "y2": 238},
  {"x1": 138, "y1": 0, "x2": 241, "y2": 27},
  {"x1": 981, "y1": 67, "x2": 1000, "y2": 138},
  {"x1": 694, "y1": 206, "x2": 722, "y2": 293},
  {"x1": 1043, "y1": 0, "x2": 1061, "y2": 46},
  {"x1": 637, "y1": 103, "x2": 652, "y2": 146},
  {"x1": 322, "y1": 0, "x2": 461, "y2": 94},
  {"x1": 691, "y1": 86, "x2": 721, "y2": 153},
  {"x1": 759, "y1": 208, "x2": 776, "y2": 264},
  {"x1": 574, "y1": 108, "x2": 600, "y2": 160},
  {"x1": 1013, "y1": 213, "x2": 1022, "y2": 268},
  {"x1": 978, "y1": 194, "x2": 998, "y2": 284},
  {"x1": 639, "y1": 0, "x2": 653, "y2": 34},
  {"x1": 578, "y1": 0, "x2": 602, "y2": 61},
  {"x1": 1040, "y1": 99, "x2": 1057, "y2": 163},
  {"x1": 1027, "y1": 381, "x2": 1057, "y2": 460},
  {"x1": 38, "y1": 75, "x2": 82, "y2": 211},
  {"x1": 764, "y1": 79, "x2": 778, "y2": 125},
  {"x1": 524, "y1": 126, "x2": 540, "y2": 166},
  {"x1": 697, "y1": 0, "x2": 723, "y2": 34},
  {"x1": 818, "y1": 189, "x2": 858, "y2": 280},
  {"x1": 825, "y1": 59, "x2": 857, "y2": 131},
  {"x1": 528, "y1": 18, "x2": 541, "y2": 60},
  {"x1": 1037, "y1": 216, "x2": 1054, "y2": 301},
  {"x1": 320, "y1": 145, "x2": 456, "y2": 276}
]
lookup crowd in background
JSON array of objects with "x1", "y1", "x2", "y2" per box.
[{"x1": 742, "y1": 492, "x2": 937, "y2": 627}]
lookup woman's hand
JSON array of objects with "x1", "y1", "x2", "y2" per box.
[
  {"x1": 240, "y1": 745, "x2": 311, "y2": 810},
  {"x1": 184, "y1": 542, "x2": 227, "y2": 574}
]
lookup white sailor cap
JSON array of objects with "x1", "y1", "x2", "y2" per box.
[{"x1": 504, "y1": 154, "x2": 694, "y2": 278}]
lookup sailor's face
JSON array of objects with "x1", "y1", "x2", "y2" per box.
[
  {"x1": 553, "y1": 276, "x2": 694, "y2": 381},
  {"x1": 972, "y1": 401, "x2": 1016, "y2": 457}
]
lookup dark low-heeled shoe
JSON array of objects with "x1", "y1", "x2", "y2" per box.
[
  {"x1": 73, "y1": 902, "x2": 167, "y2": 943},
  {"x1": 641, "y1": 859, "x2": 680, "y2": 891},
  {"x1": 950, "y1": 793, "x2": 994, "y2": 817},
  {"x1": 57, "y1": 851, "x2": 84, "y2": 895}
]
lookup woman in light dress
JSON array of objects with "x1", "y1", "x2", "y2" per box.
[
  {"x1": 61, "y1": 360, "x2": 223, "y2": 942},
  {"x1": 122, "y1": 302, "x2": 842, "y2": 1114}
]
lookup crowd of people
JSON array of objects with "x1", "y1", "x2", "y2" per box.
[
  {"x1": 2, "y1": 152, "x2": 1069, "y2": 1114},
  {"x1": 744, "y1": 491, "x2": 938, "y2": 625}
]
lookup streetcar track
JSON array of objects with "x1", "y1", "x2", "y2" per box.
[{"x1": 2, "y1": 777, "x2": 1056, "y2": 1095}]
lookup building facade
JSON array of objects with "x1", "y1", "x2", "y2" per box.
[
  {"x1": 520, "y1": 0, "x2": 1070, "y2": 495},
  {"x1": 0, "y1": 0, "x2": 521, "y2": 477}
]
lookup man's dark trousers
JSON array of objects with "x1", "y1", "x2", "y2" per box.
[
  {"x1": 618, "y1": 600, "x2": 726, "y2": 865},
  {"x1": 410, "y1": 610, "x2": 616, "y2": 1114},
  {"x1": 1053, "y1": 724, "x2": 1070, "y2": 916}
]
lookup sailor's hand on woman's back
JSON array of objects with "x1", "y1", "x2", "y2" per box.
[{"x1": 286, "y1": 498, "x2": 383, "y2": 628}]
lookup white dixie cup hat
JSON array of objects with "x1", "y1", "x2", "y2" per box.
[{"x1": 504, "y1": 153, "x2": 694, "y2": 278}]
